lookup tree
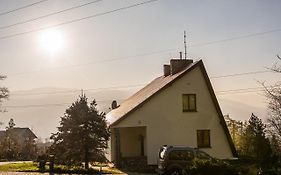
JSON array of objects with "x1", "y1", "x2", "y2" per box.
[
  {"x1": 50, "y1": 94, "x2": 110, "y2": 169},
  {"x1": 0, "y1": 75, "x2": 9, "y2": 112},
  {"x1": 0, "y1": 119, "x2": 20, "y2": 160},
  {"x1": 224, "y1": 115, "x2": 244, "y2": 153},
  {"x1": 7, "y1": 118, "x2": 15, "y2": 129},
  {"x1": 263, "y1": 55, "x2": 281, "y2": 142},
  {"x1": 224, "y1": 115, "x2": 243, "y2": 152},
  {"x1": 240, "y1": 113, "x2": 271, "y2": 162}
]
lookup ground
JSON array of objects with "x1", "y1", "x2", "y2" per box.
[
  {"x1": 0, "y1": 161, "x2": 157, "y2": 175},
  {"x1": 0, "y1": 173, "x2": 156, "y2": 175}
]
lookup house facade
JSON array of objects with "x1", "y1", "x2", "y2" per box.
[{"x1": 106, "y1": 59, "x2": 237, "y2": 166}]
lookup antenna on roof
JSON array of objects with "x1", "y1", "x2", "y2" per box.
[{"x1": 184, "y1": 30, "x2": 187, "y2": 59}]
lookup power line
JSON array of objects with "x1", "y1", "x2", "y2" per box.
[
  {"x1": 4, "y1": 103, "x2": 69, "y2": 108},
  {"x1": 3, "y1": 29, "x2": 278, "y2": 77},
  {"x1": 4, "y1": 86, "x2": 274, "y2": 108},
  {"x1": 0, "y1": 0, "x2": 103, "y2": 30},
  {"x1": 10, "y1": 84, "x2": 146, "y2": 96},
  {"x1": 210, "y1": 70, "x2": 273, "y2": 79},
  {"x1": 216, "y1": 85, "x2": 280, "y2": 95},
  {"x1": 0, "y1": 0, "x2": 50, "y2": 17},
  {"x1": 189, "y1": 28, "x2": 281, "y2": 47},
  {"x1": 3, "y1": 99, "x2": 117, "y2": 108},
  {"x1": 4, "y1": 47, "x2": 273, "y2": 78},
  {"x1": 216, "y1": 89, "x2": 265, "y2": 95},
  {"x1": 9, "y1": 81, "x2": 279, "y2": 98},
  {"x1": 216, "y1": 87, "x2": 264, "y2": 93},
  {"x1": 0, "y1": 0, "x2": 161, "y2": 41},
  {"x1": 7, "y1": 48, "x2": 177, "y2": 77}
]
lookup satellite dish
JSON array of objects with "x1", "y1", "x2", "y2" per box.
[{"x1": 111, "y1": 100, "x2": 119, "y2": 109}]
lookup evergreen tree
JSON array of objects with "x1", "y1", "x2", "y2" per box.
[
  {"x1": 7, "y1": 118, "x2": 15, "y2": 129},
  {"x1": 241, "y1": 113, "x2": 271, "y2": 162},
  {"x1": 50, "y1": 94, "x2": 110, "y2": 169}
]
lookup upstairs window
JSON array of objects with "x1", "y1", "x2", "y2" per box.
[
  {"x1": 197, "y1": 130, "x2": 211, "y2": 148},
  {"x1": 182, "y1": 94, "x2": 196, "y2": 112}
]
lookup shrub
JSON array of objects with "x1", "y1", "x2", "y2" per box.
[{"x1": 183, "y1": 158, "x2": 238, "y2": 175}]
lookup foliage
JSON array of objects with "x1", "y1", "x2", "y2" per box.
[
  {"x1": 50, "y1": 94, "x2": 110, "y2": 169},
  {"x1": 238, "y1": 114, "x2": 272, "y2": 164},
  {"x1": 0, "y1": 119, "x2": 37, "y2": 160},
  {"x1": 7, "y1": 118, "x2": 15, "y2": 129},
  {"x1": 270, "y1": 135, "x2": 281, "y2": 158},
  {"x1": 265, "y1": 83, "x2": 281, "y2": 141},
  {"x1": 0, "y1": 74, "x2": 9, "y2": 113},
  {"x1": 183, "y1": 158, "x2": 238, "y2": 175},
  {"x1": 224, "y1": 115, "x2": 245, "y2": 152},
  {"x1": 0, "y1": 120, "x2": 20, "y2": 160},
  {"x1": 263, "y1": 55, "x2": 281, "y2": 143}
]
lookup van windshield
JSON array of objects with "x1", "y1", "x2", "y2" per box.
[{"x1": 159, "y1": 147, "x2": 167, "y2": 159}]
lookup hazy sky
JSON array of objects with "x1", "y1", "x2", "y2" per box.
[{"x1": 0, "y1": 0, "x2": 281, "y2": 139}]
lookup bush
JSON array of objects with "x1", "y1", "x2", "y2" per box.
[{"x1": 183, "y1": 158, "x2": 239, "y2": 175}]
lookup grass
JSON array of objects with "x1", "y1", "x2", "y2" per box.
[
  {"x1": 0, "y1": 162, "x2": 38, "y2": 172},
  {"x1": 0, "y1": 162, "x2": 123, "y2": 174}
]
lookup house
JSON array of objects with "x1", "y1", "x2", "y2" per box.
[
  {"x1": 0, "y1": 127, "x2": 37, "y2": 159},
  {"x1": 0, "y1": 127, "x2": 37, "y2": 144},
  {"x1": 106, "y1": 59, "x2": 237, "y2": 167}
]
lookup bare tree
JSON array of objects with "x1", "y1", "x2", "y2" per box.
[{"x1": 264, "y1": 55, "x2": 281, "y2": 141}]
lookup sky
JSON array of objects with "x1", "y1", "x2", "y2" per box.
[{"x1": 0, "y1": 0, "x2": 281, "y2": 139}]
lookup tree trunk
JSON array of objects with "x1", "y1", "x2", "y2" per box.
[{"x1": 84, "y1": 145, "x2": 89, "y2": 170}]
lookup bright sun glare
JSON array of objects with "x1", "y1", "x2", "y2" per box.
[{"x1": 39, "y1": 29, "x2": 65, "y2": 56}]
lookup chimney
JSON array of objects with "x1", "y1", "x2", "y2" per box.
[
  {"x1": 170, "y1": 59, "x2": 193, "y2": 75},
  {"x1": 163, "y1": 64, "x2": 170, "y2": 76}
]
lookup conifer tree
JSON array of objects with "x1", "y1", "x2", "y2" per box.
[
  {"x1": 50, "y1": 94, "x2": 110, "y2": 169},
  {"x1": 242, "y1": 113, "x2": 271, "y2": 162}
]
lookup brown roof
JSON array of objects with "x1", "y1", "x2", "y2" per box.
[
  {"x1": 106, "y1": 60, "x2": 237, "y2": 157},
  {"x1": 106, "y1": 61, "x2": 199, "y2": 125},
  {"x1": 0, "y1": 127, "x2": 37, "y2": 141},
  {"x1": 11, "y1": 127, "x2": 37, "y2": 139}
]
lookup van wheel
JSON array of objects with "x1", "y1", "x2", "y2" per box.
[{"x1": 169, "y1": 168, "x2": 182, "y2": 175}]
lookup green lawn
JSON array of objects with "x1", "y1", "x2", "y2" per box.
[
  {"x1": 0, "y1": 162, "x2": 123, "y2": 174},
  {"x1": 0, "y1": 162, "x2": 38, "y2": 172}
]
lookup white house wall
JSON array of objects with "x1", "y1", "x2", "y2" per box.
[{"x1": 113, "y1": 66, "x2": 233, "y2": 165}]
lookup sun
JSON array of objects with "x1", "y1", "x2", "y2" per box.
[{"x1": 38, "y1": 29, "x2": 65, "y2": 56}]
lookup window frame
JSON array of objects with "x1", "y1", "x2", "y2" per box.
[
  {"x1": 182, "y1": 94, "x2": 197, "y2": 112},
  {"x1": 197, "y1": 129, "x2": 211, "y2": 148}
]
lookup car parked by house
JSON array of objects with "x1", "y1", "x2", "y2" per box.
[{"x1": 156, "y1": 145, "x2": 213, "y2": 175}]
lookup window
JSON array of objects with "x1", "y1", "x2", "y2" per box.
[
  {"x1": 197, "y1": 130, "x2": 210, "y2": 148},
  {"x1": 182, "y1": 94, "x2": 196, "y2": 112},
  {"x1": 169, "y1": 150, "x2": 194, "y2": 160}
]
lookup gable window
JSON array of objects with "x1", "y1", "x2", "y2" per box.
[
  {"x1": 182, "y1": 94, "x2": 196, "y2": 112},
  {"x1": 197, "y1": 130, "x2": 210, "y2": 148}
]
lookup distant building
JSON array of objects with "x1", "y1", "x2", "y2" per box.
[
  {"x1": 106, "y1": 59, "x2": 237, "y2": 166},
  {"x1": 0, "y1": 127, "x2": 37, "y2": 144}
]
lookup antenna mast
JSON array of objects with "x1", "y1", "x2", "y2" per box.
[{"x1": 184, "y1": 30, "x2": 187, "y2": 59}]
